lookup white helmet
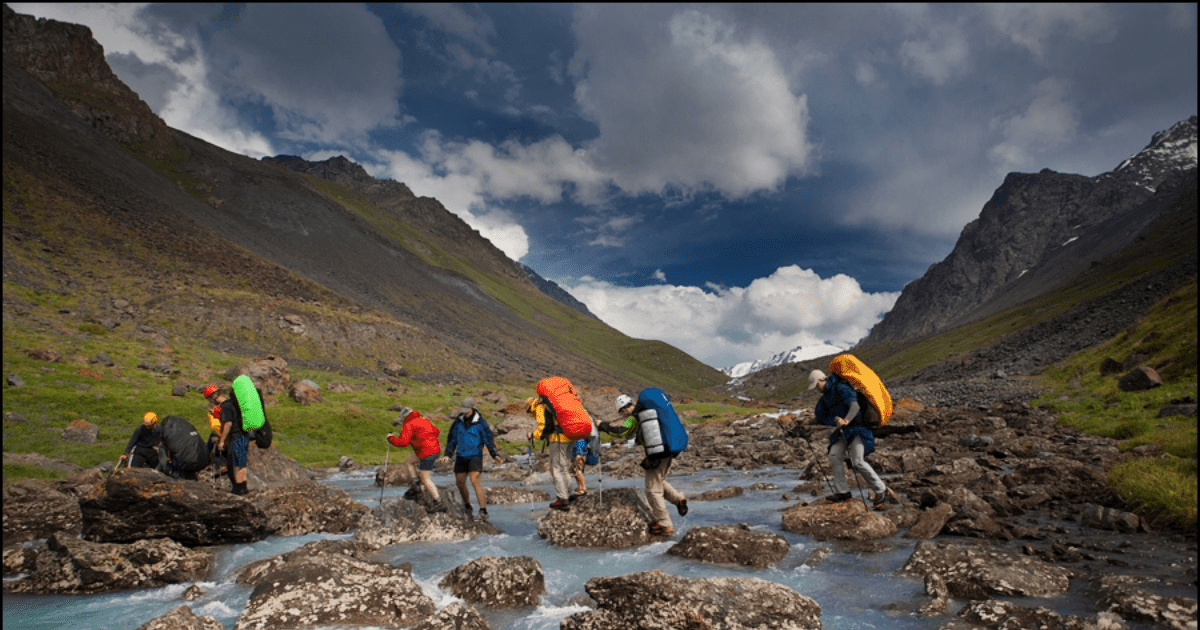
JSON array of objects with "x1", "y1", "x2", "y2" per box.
[{"x1": 615, "y1": 394, "x2": 633, "y2": 411}]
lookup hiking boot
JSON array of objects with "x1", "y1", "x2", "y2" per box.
[
  {"x1": 870, "y1": 488, "x2": 900, "y2": 510},
  {"x1": 824, "y1": 492, "x2": 852, "y2": 503},
  {"x1": 478, "y1": 508, "x2": 488, "y2": 521},
  {"x1": 648, "y1": 524, "x2": 674, "y2": 536},
  {"x1": 569, "y1": 490, "x2": 587, "y2": 501},
  {"x1": 549, "y1": 498, "x2": 570, "y2": 511},
  {"x1": 426, "y1": 501, "x2": 447, "y2": 514},
  {"x1": 676, "y1": 498, "x2": 689, "y2": 516},
  {"x1": 463, "y1": 504, "x2": 474, "y2": 520},
  {"x1": 403, "y1": 485, "x2": 421, "y2": 501}
]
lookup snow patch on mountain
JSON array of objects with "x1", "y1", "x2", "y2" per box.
[{"x1": 722, "y1": 344, "x2": 844, "y2": 378}]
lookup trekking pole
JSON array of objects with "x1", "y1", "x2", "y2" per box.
[
  {"x1": 803, "y1": 433, "x2": 836, "y2": 496},
  {"x1": 380, "y1": 442, "x2": 391, "y2": 507}
]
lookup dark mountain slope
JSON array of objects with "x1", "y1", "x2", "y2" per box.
[
  {"x1": 863, "y1": 117, "x2": 1197, "y2": 346},
  {"x1": 2, "y1": 5, "x2": 724, "y2": 393}
]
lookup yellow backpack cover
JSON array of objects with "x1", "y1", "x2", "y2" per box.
[{"x1": 829, "y1": 354, "x2": 893, "y2": 427}]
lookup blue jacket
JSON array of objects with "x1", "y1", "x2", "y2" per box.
[
  {"x1": 445, "y1": 411, "x2": 499, "y2": 460},
  {"x1": 814, "y1": 373, "x2": 876, "y2": 456}
]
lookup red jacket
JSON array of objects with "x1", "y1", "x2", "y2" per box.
[{"x1": 388, "y1": 411, "x2": 441, "y2": 459}]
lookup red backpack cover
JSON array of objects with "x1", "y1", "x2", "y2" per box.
[{"x1": 535, "y1": 377, "x2": 593, "y2": 440}]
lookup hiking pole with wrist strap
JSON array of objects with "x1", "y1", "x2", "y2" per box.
[
  {"x1": 803, "y1": 431, "x2": 835, "y2": 497},
  {"x1": 380, "y1": 441, "x2": 391, "y2": 507},
  {"x1": 843, "y1": 432, "x2": 869, "y2": 508}
]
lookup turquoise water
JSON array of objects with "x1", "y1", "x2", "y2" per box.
[{"x1": 1, "y1": 465, "x2": 1159, "y2": 630}]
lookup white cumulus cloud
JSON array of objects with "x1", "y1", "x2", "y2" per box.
[{"x1": 565, "y1": 265, "x2": 898, "y2": 369}]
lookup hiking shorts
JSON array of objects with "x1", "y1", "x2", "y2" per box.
[
  {"x1": 454, "y1": 456, "x2": 483, "y2": 474},
  {"x1": 227, "y1": 433, "x2": 249, "y2": 467},
  {"x1": 417, "y1": 453, "x2": 439, "y2": 471}
]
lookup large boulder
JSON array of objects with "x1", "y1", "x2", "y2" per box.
[
  {"x1": 667, "y1": 524, "x2": 791, "y2": 568},
  {"x1": 899, "y1": 540, "x2": 1071, "y2": 598},
  {"x1": 561, "y1": 570, "x2": 822, "y2": 630},
  {"x1": 953, "y1": 599, "x2": 1131, "y2": 630},
  {"x1": 235, "y1": 539, "x2": 381, "y2": 586},
  {"x1": 354, "y1": 495, "x2": 499, "y2": 547},
  {"x1": 536, "y1": 488, "x2": 656, "y2": 549},
  {"x1": 3, "y1": 479, "x2": 82, "y2": 546},
  {"x1": 1094, "y1": 574, "x2": 1198, "y2": 630},
  {"x1": 134, "y1": 606, "x2": 224, "y2": 630},
  {"x1": 256, "y1": 481, "x2": 369, "y2": 536},
  {"x1": 233, "y1": 545, "x2": 435, "y2": 630},
  {"x1": 781, "y1": 499, "x2": 898, "y2": 541},
  {"x1": 438, "y1": 555, "x2": 545, "y2": 608},
  {"x1": 80, "y1": 468, "x2": 275, "y2": 546},
  {"x1": 411, "y1": 602, "x2": 490, "y2": 630},
  {"x1": 6, "y1": 531, "x2": 212, "y2": 594}
]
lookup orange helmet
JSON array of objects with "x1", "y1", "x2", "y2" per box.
[
  {"x1": 142, "y1": 412, "x2": 158, "y2": 425},
  {"x1": 202, "y1": 385, "x2": 220, "y2": 399}
]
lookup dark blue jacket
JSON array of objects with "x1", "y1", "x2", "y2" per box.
[
  {"x1": 814, "y1": 373, "x2": 876, "y2": 456},
  {"x1": 445, "y1": 411, "x2": 499, "y2": 460}
]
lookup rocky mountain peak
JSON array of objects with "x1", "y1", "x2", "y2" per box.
[
  {"x1": 3, "y1": 3, "x2": 171, "y2": 151},
  {"x1": 861, "y1": 116, "x2": 1197, "y2": 346},
  {"x1": 1104, "y1": 115, "x2": 1198, "y2": 192}
]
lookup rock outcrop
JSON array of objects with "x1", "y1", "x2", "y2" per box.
[
  {"x1": 561, "y1": 570, "x2": 822, "y2": 630},
  {"x1": 438, "y1": 555, "x2": 545, "y2": 608},
  {"x1": 6, "y1": 531, "x2": 212, "y2": 594}
]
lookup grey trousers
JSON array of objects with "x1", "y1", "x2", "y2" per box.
[
  {"x1": 828, "y1": 436, "x2": 886, "y2": 494},
  {"x1": 645, "y1": 456, "x2": 684, "y2": 528}
]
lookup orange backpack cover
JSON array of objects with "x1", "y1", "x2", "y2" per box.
[
  {"x1": 828, "y1": 354, "x2": 893, "y2": 427},
  {"x1": 535, "y1": 377, "x2": 593, "y2": 440}
]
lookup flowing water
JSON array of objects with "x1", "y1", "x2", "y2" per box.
[{"x1": 1, "y1": 462, "x2": 1177, "y2": 630}]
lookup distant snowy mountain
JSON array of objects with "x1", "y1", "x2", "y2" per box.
[{"x1": 722, "y1": 344, "x2": 844, "y2": 378}]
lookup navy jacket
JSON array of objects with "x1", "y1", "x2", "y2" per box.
[
  {"x1": 814, "y1": 373, "x2": 876, "y2": 456},
  {"x1": 445, "y1": 411, "x2": 499, "y2": 460}
]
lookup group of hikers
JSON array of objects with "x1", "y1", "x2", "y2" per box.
[
  {"x1": 120, "y1": 355, "x2": 897, "y2": 535},
  {"x1": 119, "y1": 380, "x2": 266, "y2": 496}
]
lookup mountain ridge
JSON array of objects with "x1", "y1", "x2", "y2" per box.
[{"x1": 1, "y1": 4, "x2": 725, "y2": 395}]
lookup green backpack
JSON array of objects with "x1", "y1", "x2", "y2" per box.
[{"x1": 231, "y1": 375, "x2": 266, "y2": 431}]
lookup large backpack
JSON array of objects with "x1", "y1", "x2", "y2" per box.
[
  {"x1": 535, "y1": 377, "x2": 593, "y2": 441},
  {"x1": 828, "y1": 354, "x2": 893, "y2": 429},
  {"x1": 158, "y1": 415, "x2": 210, "y2": 473},
  {"x1": 231, "y1": 375, "x2": 266, "y2": 431},
  {"x1": 635, "y1": 388, "x2": 689, "y2": 457}
]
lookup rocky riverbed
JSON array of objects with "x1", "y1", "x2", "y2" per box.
[{"x1": 3, "y1": 378, "x2": 1197, "y2": 630}]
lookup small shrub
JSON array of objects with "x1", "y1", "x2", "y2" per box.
[{"x1": 1112, "y1": 421, "x2": 1149, "y2": 440}]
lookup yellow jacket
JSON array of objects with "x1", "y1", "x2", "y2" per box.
[{"x1": 529, "y1": 399, "x2": 571, "y2": 443}]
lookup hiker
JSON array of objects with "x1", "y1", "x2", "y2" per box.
[
  {"x1": 202, "y1": 386, "x2": 226, "y2": 478},
  {"x1": 154, "y1": 415, "x2": 210, "y2": 481},
  {"x1": 205, "y1": 382, "x2": 255, "y2": 495},
  {"x1": 443, "y1": 397, "x2": 502, "y2": 521},
  {"x1": 526, "y1": 395, "x2": 573, "y2": 511},
  {"x1": 600, "y1": 393, "x2": 688, "y2": 535},
  {"x1": 807, "y1": 369, "x2": 896, "y2": 508},
  {"x1": 388, "y1": 406, "x2": 446, "y2": 513},
  {"x1": 119, "y1": 412, "x2": 161, "y2": 469}
]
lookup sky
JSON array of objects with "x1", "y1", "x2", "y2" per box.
[{"x1": 13, "y1": 3, "x2": 1198, "y2": 371}]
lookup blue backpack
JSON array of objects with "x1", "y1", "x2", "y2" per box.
[{"x1": 635, "y1": 388, "x2": 688, "y2": 458}]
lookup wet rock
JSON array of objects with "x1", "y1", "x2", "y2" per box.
[
  {"x1": 900, "y1": 540, "x2": 1070, "y2": 598},
  {"x1": 1095, "y1": 574, "x2": 1198, "y2": 630},
  {"x1": 1079, "y1": 503, "x2": 1142, "y2": 533},
  {"x1": 904, "y1": 502, "x2": 954, "y2": 539},
  {"x1": 536, "y1": 488, "x2": 655, "y2": 549},
  {"x1": 667, "y1": 523, "x2": 790, "y2": 568},
  {"x1": 233, "y1": 546, "x2": 434, "y2": 630},
  {"x1": 438, "y1": 555, "x2": 545, "y2": 607},
  {"x1": 236, "y1": 539, "x2": 381, "y2": 586},
  {"x1": 919, "y1": 571, "x2": 949, "y2": 616},
  {"x1": 80, "y1": 468, "x2": 274, "y2": 546},
  {"x1": 482, "y1": 484, "x2": 551, "y2": 504},
  {"x1": 134, "y1": 605, "x2": 224, "y2": 630},
  {"x1": 693, "y1": 485, "x2": 745, "y2": 501},
  {"x1": 955, "y1": 599, "x2": 1130, "y2": 630},
  {"x1": 354, "y1": 495, "x2": 499, "y2": 547},
  {"x1": 256, "y1": 480, "x2": 369, "y2": 536},
  {"x1": 561, "y1": 570, "x2": 822, "y2": 630},
  {"x1": 780, "y1": 498, "x2": 897, "y2": 541},
  {"x1": 6, "y1": 531, "x2": 212, "y2": 594},
  {"x1": 2, "y1": 479, "x2": 83, "y2": 546},
  {"x1": 411, "y1": 602, "x2": 490, "y2": 630}
]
